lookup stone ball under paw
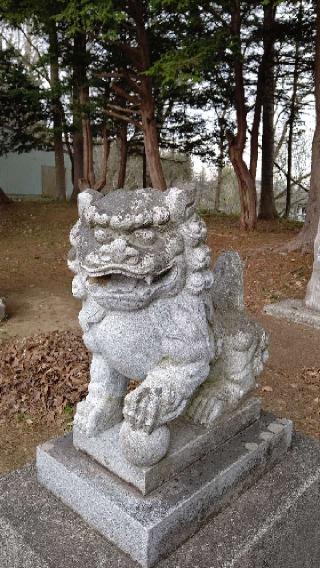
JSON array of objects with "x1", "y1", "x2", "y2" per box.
[{"x1": 119, "y1": 422, "x2": 170, "y2": 467}]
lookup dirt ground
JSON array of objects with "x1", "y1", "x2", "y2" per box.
[{"x1": 0, "y1": 200, "x2": 319, "y2": 474}]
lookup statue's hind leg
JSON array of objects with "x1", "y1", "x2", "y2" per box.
[
  {"x1": 74, "y1": 353, "x2": 128, "y2": 437},
  {"x1": 187, "y1": 321, "x2": 268, "y2": 425}
]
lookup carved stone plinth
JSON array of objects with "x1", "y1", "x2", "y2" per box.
[
  {"x1": 264, "y1": 299, "x2": 320, "y2": 329},
  {"x1": 73, "y1": 397, "x2": 261, "y2": 495},
  {"x1": 265, "y1": 218, "x2": 320, "y2": 327},
  {"x1": 37, "y1": 413, "x2": 292, "y2": 568}
]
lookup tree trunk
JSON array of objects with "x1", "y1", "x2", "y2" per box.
[
  {"x1": 229, "y1": 143, "x2": 257, "y2": 230},
  {"x1": 117, "y1": 125, "x2": 128, "y2": 189},
  {"x1": 228, "y1": 0, "x2": 257, "y2": 230},
  {"x1": 140, "y1": 95, "x2": 166, "y2": 190},
  {"x1": 143, "y1": 146, "x2": 147, "y2": 188},
  {"x1": 214, "y1": 117, "x2": 226, "y2": 212},
  {"x1": 0, "y1": 187, "x2": 11, "y2": 206},
  {"x1": 71, "y1": 31, "x2": 86, "y2": 200},
  {"x1": 249, "y1": 64, "x2": 263, "y2": 183},
  {"x1": 48, "y1": 20, "x2": 66, "y2": 201},
  {"x1": 289, "y1": 1, "x2": 320, "y2": 251},
  {"x1": 131, "y1": 0, "x2": 167, "y2": 190},
  {"x1": 285, "y1": 117, "x2": 294, "y2": 218},
  {"x1": 81, "y1": 84, "x2": 96, "y2": 189},
  {"x1": 259, "y1": 2, "x2": 277, "y2": 220},
  {"x1": 285, "y1": 15, "x2": 300, "y2": 218},
  {"x1": 214, "y1": 165, "x2": 223, "y2": 213},
  {"x1": 142, "y1": 145, "x2": 152, "y2": 187}
]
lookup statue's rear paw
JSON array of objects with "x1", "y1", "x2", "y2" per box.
[
  {"x1": 187, "y1": 392, "x2": 224, "y2": 425},
  {"x1": 187, "y1": 383, "x2": 244, "y2": 425},
  {"x1": 74, "y1": 398, "x2": 123, "y2": 437}
]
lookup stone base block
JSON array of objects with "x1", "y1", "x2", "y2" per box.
[
  {"x1": 73, "y1": 397, "x2": 261, "y2": 495},
  {"x1": 37, "y1": 413, "x2": 292, "y2": 567},
  {"x1": 264, "y1": 298, "x2": 320, "y2": 329},
  {"x1": 2, "y1": 432, "x2": 320, "y2": 567}
]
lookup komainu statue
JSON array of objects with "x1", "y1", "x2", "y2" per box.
[{"x1": 69, "y1": 186, "x2": 268, "y2": 467}]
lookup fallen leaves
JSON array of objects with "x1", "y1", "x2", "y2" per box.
[
  {"x1": 0, "y1": 331, "x2": 89, "y2": 424},
  {"x1": 257, "y1": 366, "x2": 320, "y2": 440}
]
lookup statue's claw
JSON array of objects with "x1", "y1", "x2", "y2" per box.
[
  {"x1": 123, "y1": 386, "x2": 162, "y2": 433},
  {"x1": 187, "y1": 382, "x2": 245, "y2": 425},
  {"x1": 123, "y1": 380, "x2": 187, "y2": 434}
]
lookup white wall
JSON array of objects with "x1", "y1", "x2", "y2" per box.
[{"x1": 0, "y1": 150, "x2": 73, "y2": 198}]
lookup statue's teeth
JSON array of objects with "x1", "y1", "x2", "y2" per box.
[{"x1": 145, "y1": 275, "x2": 153, "y2": 285}]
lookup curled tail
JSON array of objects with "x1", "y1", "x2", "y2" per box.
[
  {"x1": 187, "y1": 250, "x2": 268, "y2": 426},
  {"x1": 211, "y1": 250, "x2": 244, "y2": 314}
]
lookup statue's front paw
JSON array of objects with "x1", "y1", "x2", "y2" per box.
[
  {"x1": 123, "y1": 385, "x2": 162, "y2": 433},
  {"x1": 123, "y1": 381, "x2": 187, "y2": 433},
  {"x1": 74, "y1": 398, "x2": 123, "y2": 437}
]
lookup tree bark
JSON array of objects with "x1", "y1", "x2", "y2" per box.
[
  {"x1": 228, "y1": 0, "x2": 257, "y2": 230},
  {"x1": 214, "y1": 115, "x2": 226, "y2": 212},
  {"x1": 48, "y1": 20, "x2": 66, "y2": 201},
  {"x1": 249, "y1": 61, "x2": 264, "y2": 183},
  {"x1": 289, "y1": 1, "x2": 320, "y2": 251},
  {"x1": 117, "y1": 125, "x2": 128, "y2": 189},
  {"x1": 214, "y1": 163, "x2": 223, "y2": 213},
  {"x1": 285, "y1": 10, "x2": 300, "y2": 218},
  {"x1": 129, "y1": 0, "x2": 167, "y2": 190},
  {"x1": 0, "y1": 187, "x2": 11, "y2": 206},
  {"x1": 80, "y1": 84, "x2": 96, "y2": 189},
  {"x1": 71, "y1": 31, "x2": 86, "y2": 201},
  {"x1": 142, "y1": 145, "x2": 152, "y2": 187},
  {"x1": 285, "y1": 114, "x2": 294, "y2": 217},
  {"x1": 259, "y1": 2, "x2": 277, "y2": 220}
]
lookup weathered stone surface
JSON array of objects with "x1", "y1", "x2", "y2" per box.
[
  {"x1": 69, "y1": 186, "x2": 268, "y2": 466},
  {"x1": 73, "y1": 397, "x2": 261, "y2": 495},
  {"x1": 4, "y1": 433, "x2": 320, "y2": 568},
  {"x1": 265, "y1": 219, "x2": 320, "y2": 325},
  {"x1": 305, "y1": 218, "x2": 320, "y2": 311},
  {"x1": 264, "y1": 298, "x2": 320, "y2": 329},
  {"x1": 37, "y1": 412, "x2": 292, "y2": 567},
  {"x1": 0, "y1": 298, "x2": 6, "y2": 321}
]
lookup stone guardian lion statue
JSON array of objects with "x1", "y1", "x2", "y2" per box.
[{"x1": 69, "y1": 186, "x2": 268, "y2": 467}]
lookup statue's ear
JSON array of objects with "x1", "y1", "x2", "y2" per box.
[
  {"x1": 77, "y1": 188, "x2": 102, "y2": 218},
  {"x1": 180, "y1": 182, "x2": 197, "y2": 202},
  {"x1": 165, "y1": 185, "x2": 196, "y2": 222}
]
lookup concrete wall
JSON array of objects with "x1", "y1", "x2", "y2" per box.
[{"x1": 0, "y1": 151, "x2": 73, "y2": 198}]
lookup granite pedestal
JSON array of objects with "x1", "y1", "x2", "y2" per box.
[
  {"x1": 264, "y1": 299, "x2": 320, "y2": 329},
  {"x1": 73, "y1": 397, "x2": 261, "y2": 495},
  {"x1": 37, "y1": 410, "x2": 292, "y2": 567},
  {"x1": 3, "y1": 433, "x2": 320, "y2": 567}
]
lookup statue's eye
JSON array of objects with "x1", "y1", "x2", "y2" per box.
[{"x1": 134, "y1": 229, "x2": 155, "y2": 243}]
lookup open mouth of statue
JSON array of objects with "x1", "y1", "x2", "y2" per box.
[{"x1": 87, "y1": 264, "x2": 177, "y2": 296}]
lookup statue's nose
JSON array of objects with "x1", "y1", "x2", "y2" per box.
[
  {"x1": 113, "y1": 238, "x2": 127, "y2": 253},
  {"x1": 110, "y1": 238, "x2": 138, "y2": 263}
]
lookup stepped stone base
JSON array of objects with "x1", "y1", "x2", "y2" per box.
[
  {"x1": 73, "y1": 397, "x2": 261, "y2": 495},
  {"x1": 2, "y1": 432, "x2": 320, "y2": 567},
  {"x1": 264, "y1": 298, "x2": 320, "y2": 329},
  {"x1": 37, "y1": 412, "x2": 292, "y2": 567}
]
